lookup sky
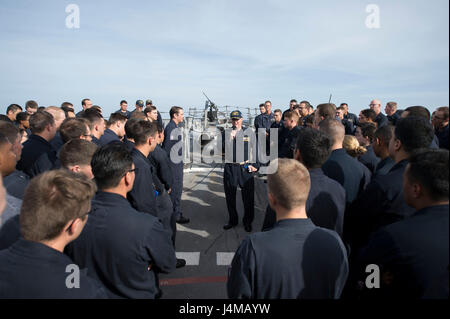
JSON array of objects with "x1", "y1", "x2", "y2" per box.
[{"x1": 0, "y1": 0, "x2": 448, "y2": 118}]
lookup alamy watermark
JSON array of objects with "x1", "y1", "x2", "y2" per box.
[
  {"x1": 65, "y1": 4, "x2": 80, "y2": 29},
  {"x1": 65, "y1": 264, "x2": 80, "y2": 289},
  {"x1": 365, "y1": 4, "x2": 380, "y2": 29}
]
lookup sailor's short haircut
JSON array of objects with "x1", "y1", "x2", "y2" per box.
[
  {"x1": 169, "y1": 106, "x2": 183, "y2": 119},
  {"x1": 20, "y1": 169, "x2": 97, "y2": 242},
  {"x1": 358, "y1": 122, "x2": 377, "y2": 143},
  {"x1": 81, "y1": 108, "x2": 104, "y2": 130},
  {"x1": 407, "y1": 149, "x2": 449, "y2": 201},
  {"x1": 107, "y1": 113, "x2": 128, "y2": 127},
  {"x1": 361, "y1": 109, "x2": 377, "y2": 122},
  {"x1": 0, "y1": 121, "x2": 20, "y2": 144},
  {"x1": 91, "y1": 143, "x2": 133, "y2": 190},
  {"x1": 144, "y1": 105, "x2": 157, "y2": 115},
  {"x1": 133, "y1": 120, "x2": 158, "y2": 146},
  {"x1": 60, "y1": 139, "x2": 98, "y2": 168},
  {"x1": 120, "y1": 100, "x2": 128, "y2": 105},
  {"x1": 436, "y1": 106, "x2": 449, "y2": 120},
  {"x1": 296, "y1": 127, "x2": 331, "y2": 169},
  {"x1": 284, "y1": 110, "x2": 299, "y2": 121},
  {"x1": 124, "y1": 118, "x2": 141, "y2": 140},
  {"x1": 6, "y1": 104, "x2": 23, "y2": 114},
  {"x1": 316, "y1": 103, "x2": 337, "y2": 120},
  {"x1": 404, "y1": 106, "x2": 431, "y2": 120},
  {"x1": 319, "y1": 118, "x2": 345, "y2": 145},
  {"x1": 29, "y1": 110, "x2": 55, "y2": 134},
  {"x1": 274, "y1": 109, "x2": 282, "y2": 114},
  {"x1": 25, "y1": 100, "x2": 38, "y2": 110},
  {"x1": 81, "y1": 98, "x2": 91, "y2": 107},
  {"x1": 374, "y1": 124, "x2": 394, "y2": 146},
  {"x1": 394, "y1": 117, "x2": 434, "y2": 153},
  {"x1": 267, "y1": 158, "x2": 310, "y2": 210},
  {"x1": 60, "y1": 118, "x2": 89, "y2": 143}
]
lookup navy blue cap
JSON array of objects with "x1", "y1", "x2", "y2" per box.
[{"x1": 230, "y1": 110, "x2": 243, "y2": 119}]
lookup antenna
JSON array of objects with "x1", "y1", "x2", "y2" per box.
[{"x1": 328, "y1": 94, "x2": 332, "y2": 103}]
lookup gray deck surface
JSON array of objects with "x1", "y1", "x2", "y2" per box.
[{"x1": 159, "y1": 166, "x2": 268, "y2": 299}]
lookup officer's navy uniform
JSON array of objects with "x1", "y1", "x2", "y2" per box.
[
  {"x1": 0, "y1": 214, "x2": 20, "y2": 250},
  {"x1": 3, "y1": 170, "x2": 29, "y2": 199},
  {"x1": 0, "y1": 238, "x2": 107, "y2": 298},
  {"x1": 262, "y1": 168, "x2": 346, "y2": 237},
  {"x1": 278, "y1": 126, "x2": 301, "y2": 159},
  {"x1": 372, "y1": 156, "x2": 395, "y2": 179},
  {"x1": 358, "y1": 145, "x2": 380, "y2": 174},
  {"x1": 49, "y1": 131, "x2": 64, "y2": 153},
  {"x1": 16, "y1": 134, "x2": 57, "y2": 178},
  {"x1": 387, "y1": 112, "x2": 401, "y2": 126},
  {"x1": 157, "y1": 111, "x2": 164, "y2": 128},
  {"x1": 91, "y1": 135, "x2": 101, "y2": 146},
  {"x1": 346, "y1": 159, "x2": 415, "y2": 253},
  {"x1": 98, "y1": 128, "x2": 120, "y2": 146},
  {"x1": 75, "y1": 110, "x2": 85, "y2": 118},
  {"x1": 356, "y1": 205, "x2": 449, "y2": 299},
  {"x1": 65, "y1": 191, "x2": 176, "y2": 299},
  {"x1": 344, "y1": 112, "x2": 358, "y2": 126},
  {"x1": 342, "y1": 119, "x2": 355, "y2": 135},
  {"x1": 223, "y1": 124, "x2": 259, "y2": 228},
  {"x1": 436, "y1": 124, "x2": 449, "y2": 150},
  {"x1": 149, "y1": 145, "x2": 175, "y2": 241},
  {"x1": 115, "y1": 109, "x2": 131, "y2": 119},
  {"x1": 127, "y1": 148, "x2": 158, "y2": 217},
  {"x1": 375, "y1": 112, "x2": 388, "y2": 128},
  {"x1": 228, "y1": 219, "x2": 349, "y2": 299},
  {"x1": 162, "y1": 119, "x2": 184, "y2": 221},
  {"x1": 322, "y1": 148, "x2": 369, "y2": 205}
]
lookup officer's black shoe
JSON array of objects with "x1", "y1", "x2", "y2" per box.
[
  {"x1": 176, "y1": 258, "x2": 186, "y2": 268},
  {"x1": 223, "y1": 223, "x2": 237, "y2": 230},
  {"x1": 244, "y1": 224, "x2": 252, "y2": 232},
  {"x1": 176, "y1": 216, "x2": 190, "y2": 224}
]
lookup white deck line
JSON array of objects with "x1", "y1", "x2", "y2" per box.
[
  {"x1": 175, "y1": 252, "x2": 200, "y2": 266},
  {"x1": 216, "y1": 252, "x2": 235, "y2": 266}
]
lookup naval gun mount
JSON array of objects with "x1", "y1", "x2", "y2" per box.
[{"x1": 184, "y1": 95, "x2": 259, "y2": 164}]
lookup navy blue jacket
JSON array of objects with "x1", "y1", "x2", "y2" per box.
[
  {"x1": 16, "y1": 134, "x2": 57, "y2": 178},
  {"x1": 228, "y1": 219, "x2": 348, "y2": 299},
  {"x1": 115, "y1": 109, "x2": 131, "y2": 119},
  {"x1": 127, "y1": 148, "x2": 158, "y2": 216},
  {"x1": 342, "y1": 119, "x2": 355, "y2": 135},
  {"x1": 162, "y1": 120, "x2": 183, "y2": 166},
  {"x1": 262, "y1": 168, "x2": 346, "y2": 237},
  {"x1": 3, "y1": 170, "x2": 29, "y2": 200},
  {"x1": 436, "y1": 124, "x2": 449, "y2": 150},
  {"x1": 98, "y1": 128, "x2": 120, "y2": 146},
  {"x1": 373, "y1": 156, "x2": 395, "y2": 179},
  {"x1": 65, "y1": 191, "x2": 176, "y2": 299},
  {"x1": 278, "y1": 126, "x2": 301, "y2": 159},
  {"x1": 254, "y1": 113, "x2": 275, "y2": 133},
  {"x1": 149, "y1": 145, "x2": 173, "y2": 191},
  {"x1": 50, "y1": 131, "x2": 64, "y2": 153},
  {"x1": 347, "y1": 159, "x2": 415, "y2": 251},
  {"x1": 356, "y1": 205, "x2": 449, "y2": 299},
  {"x1": 387, "y1": 112, "x2": 401, "y2": 126},
  {"x1": 344, "y1": 113, "x2": 358, "y2": 126},
  {"x1": 307, "y1": 168, "x2": 346, "y2": 237},
  {"x1": 0, "y1": 238, "x2": 107, "y2": 298},
  {"x1": 322, "y1": 148, "x2": 369, "y2": 205},
  {"x1": 358, "y1": 145, "x2": 380, "y2": 174},
  {"x1": 375, "y1": 112, "x2": 388, "y2": 128},
  {"x1": 0, "y1": 214, "x2": 20, "y2": 250},
  {"x1": 91, "y1": 135, "x2": 101, "y2": 147}
]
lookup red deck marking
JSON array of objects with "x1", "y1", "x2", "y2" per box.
[{"x1": 160, "y1": 276, "x2": 228, "y2": 286}]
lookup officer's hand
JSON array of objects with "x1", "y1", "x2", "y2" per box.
[
  {"x1": 148, "y1": 264, "x2": 153, "y2": 271},
  {"x1": 248, "y1": 165, "x2": 258, "y2": 173},
  {"x1": 168, "y1": 188, "x2": 172, "y2": 194}
]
